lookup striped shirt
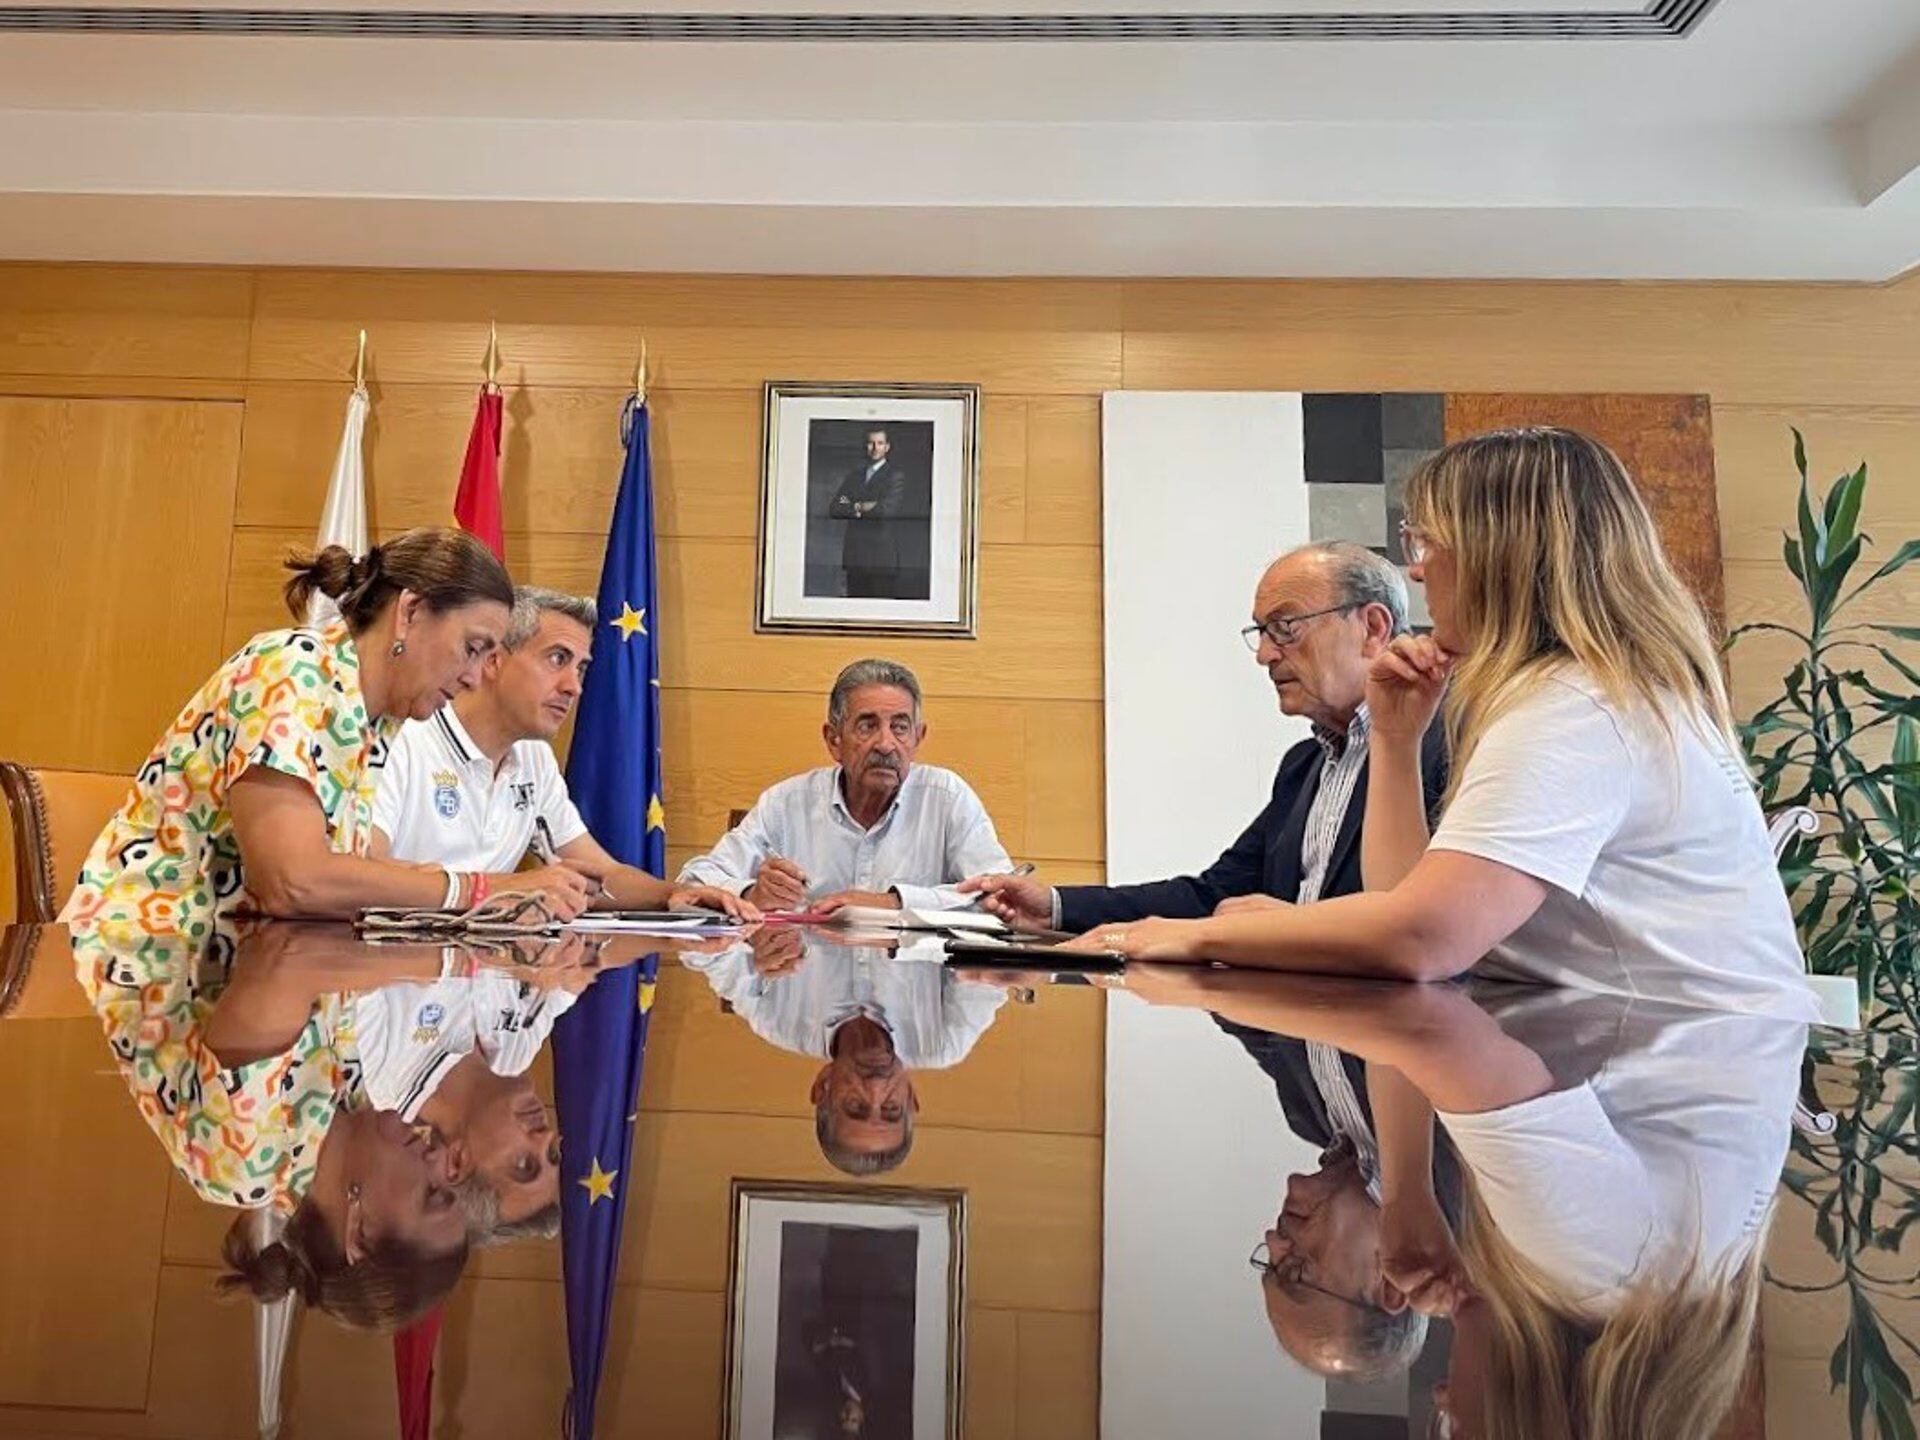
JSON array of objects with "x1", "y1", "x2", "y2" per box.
[{"x1": 1297, "y1": 705, "x2": 1383, "y2": 1199}]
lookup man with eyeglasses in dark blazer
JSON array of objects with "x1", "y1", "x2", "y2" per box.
[{"x1": 964, "y1": 541, "x2": 1449, "y2": 930}]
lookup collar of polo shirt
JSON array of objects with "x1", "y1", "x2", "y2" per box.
[{"x1": 436, "y1": 705, "x2": 523, "y2": 781}]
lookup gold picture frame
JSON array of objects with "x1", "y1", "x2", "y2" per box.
[{"x1": 755, "y1": 380, "x2": 981, "y2": 637}]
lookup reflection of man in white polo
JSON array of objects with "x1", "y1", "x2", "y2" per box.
[
  {"x1": 373, "y1": 587, "x2": 750, "y2": 917},
  {"x1": 353, "y1": 969, "x2": 578, "y2": 1238}
]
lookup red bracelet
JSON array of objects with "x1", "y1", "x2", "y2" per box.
[{"x1": 470, "y1": 872, "x2": 491, "y2": 907}]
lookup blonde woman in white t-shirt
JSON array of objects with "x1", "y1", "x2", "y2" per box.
[{"x1": 1072, "y1": 426, "x2": 1817, "y2": 1020}]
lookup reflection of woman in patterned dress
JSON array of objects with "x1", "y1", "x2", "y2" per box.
[
  {"x1": 61, "y1": 528, "x2": 520, "y2": 943},
  {"x1": 75, "y1": 922, "x2": 473, "y2": 1330}
]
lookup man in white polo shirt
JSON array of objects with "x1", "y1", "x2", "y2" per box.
[
  {"x1": 373, "y1": 587, "x2": 751, "y2": 918},
  {"x1": 676, "y1": 658, "x2": 1014, "y2": 914}
]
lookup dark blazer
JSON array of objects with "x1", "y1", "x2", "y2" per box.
[
  {"x1": 1217, "y1": 1015, "x2": 1463, "y2": 1225},
  {"x1": 1058, "y1": 723, "x2": 1449, "y2": 930},
  {"x1": 829, "y1": 459, "x2": 911, "y2": 574}
]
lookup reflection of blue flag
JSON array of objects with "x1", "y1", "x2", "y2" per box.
[
  {"x1": 556, "y1": 395, "x2": 664, "y2": 1439},
  {"x1": 553, "y1": 964, "x2": 656, "y2": 1440}
]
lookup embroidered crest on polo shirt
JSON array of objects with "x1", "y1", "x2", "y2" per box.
[
  {"x1": 432, "y1": 769, "x2": 461, "y2": 820},
  {"x1": 412, "y1": 1001, "x2": 446, "y2": 1045},
  {"x1": 512, "y1": 781, "x2": 536, "y2": 812}
]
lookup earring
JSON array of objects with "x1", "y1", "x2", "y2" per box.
[
  {"x1": 348, "y1": 1182, "x2": 363, "y2": 1201},
  {"x1": 389, "y1": 640, "x2": 406, "y2": 658}
]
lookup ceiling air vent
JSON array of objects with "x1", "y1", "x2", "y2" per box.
[{"x1": 0, "y1": 0, "x2": 1724, "y2": 41}]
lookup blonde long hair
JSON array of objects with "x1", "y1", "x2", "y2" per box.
[
  {"x1": 1403, "y1": 427, "x2": 1733, "y2": 797},
  {"x1": 1454, "y1": 1178, "x2": 1767, "y2": 1440}
]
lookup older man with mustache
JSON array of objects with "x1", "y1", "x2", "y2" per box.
[{"x1": 679, "y1": 658, "x2": 1013, "y2": 915}]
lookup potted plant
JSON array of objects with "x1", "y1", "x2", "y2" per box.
[{"x1": 1727, "y1": 431, "x2": 1920, "y2": 1030}]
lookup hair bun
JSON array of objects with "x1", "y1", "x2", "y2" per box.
[
  {"x1": 281, "y1": 544, "x2": 360, "y2": 618},
  {"x1": 217, "y1": 1222, "x2": 314, "y2": 1304},
  {"x1": 344, "y1": 544, "x2": 386, "y2": 595}
]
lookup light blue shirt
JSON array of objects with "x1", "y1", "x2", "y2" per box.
[
  {"x1": 682, "y1": 941, "x2": 1007, "y2": 1067},
  {"x1": 676, "y1": 763, "x2": 1013, "y2": 913}
]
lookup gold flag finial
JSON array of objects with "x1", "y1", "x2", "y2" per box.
[
  {"x1": 635, "y1": 338, "x2": 648, "y2": 405},
  {"x1": 484, "y1": 320, "x2": 500, "y2": 391},
  {"x1": 353, "y1": 328, "x2": 367, "y2": 390}
]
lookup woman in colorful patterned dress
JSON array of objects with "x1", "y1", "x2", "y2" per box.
[
  {"x1": 76, "y1": 920, "x2": 474, "y2": 1330},
  {"x1": 62, "y1": 527, "x2": 592, "y2": 938}
]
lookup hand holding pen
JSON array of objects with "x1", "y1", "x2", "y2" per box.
[{"x1": 954, "y1": 862, "x2": 1050, "y2": 928}]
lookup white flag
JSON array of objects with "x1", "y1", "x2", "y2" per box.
[
  {"x1": 249, "y1": 1207, "x2": 297, "y2": 1440},
  {"x1": 307, "y1": 385, "x2": 370, "y2": 628}
]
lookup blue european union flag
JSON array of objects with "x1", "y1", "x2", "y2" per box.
[
  {"x1": 565, "y1": 393, "x2": 666, "y2": 875},
  {"x1": 555, "y1": 394, "x2": 665, "y2": 1439}
]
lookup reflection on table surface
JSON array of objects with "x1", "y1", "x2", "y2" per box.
[{"x1": 0, "y1": 919, "x2": 1909, "y2": 1440}]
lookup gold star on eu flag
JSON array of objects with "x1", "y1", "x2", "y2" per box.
[
  {"x1": 612, "y1": 602, "x2": 648, "y2": 640},
  {"x1": 647, "y1": 793, "x2": 666, "y2": 832},
  {"x1": 580, "y1": 1158, "x2": 618, "y2": 1204}
]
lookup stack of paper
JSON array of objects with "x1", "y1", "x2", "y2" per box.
[{"x1": 826, "y1": 906, "x2": 1007, "y2": 933}]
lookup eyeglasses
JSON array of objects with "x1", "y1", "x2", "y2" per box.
[
  {"x1": 1249, "y1": 1237, "x2": 1373, "y2": 1312},
  {"x1": 1399, "y1": 521, "x2": 1435, "y2": 567},
  {"x1": 1239, "y1": 603, "x2": 1361, "y2": 652}
]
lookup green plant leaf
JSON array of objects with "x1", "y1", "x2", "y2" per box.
[
  {"x1": 1728, "y1": 619, "x2": 1816, "y2": 648},
  {"x1": 1821, "y1": 535, "x2": 1866, "y2": 617},
  {"x1": 1785, "y1": 534, "x2": 1808, "y2": 587},
  {"x1": 1850, "y1": 1299, "x2": 1873, "y2": 1437},
  {"x1": 1826, "y1": 462, "x2": 1869, "y2": 555},
  {"x1": 1800, "y1": 468, "x2": 1830, "y2": 580},
  {"x1": 1877, "y1": 645, "x2": 1920, "y2": 697},
  {"x1": 1896, "y1": 717, "x2": 1920, "y2": 840},
  {"x1": 1841, "y1": 539, "x2": 1920, "y2": 612}
]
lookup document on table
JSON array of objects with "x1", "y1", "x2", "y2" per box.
[
  {"x1": 567, "y1": 910, "x2": 746, "y2": 935},
  {"x1": 826, "y1": 906, "x2": 1008, "y2": 934}
]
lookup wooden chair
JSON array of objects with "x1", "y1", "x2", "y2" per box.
[
  {"x1": 0, "y1": 761, "x2": 131, "y2": 923},
  {"x1": 0, "y1": 923, "x2": 41, "y2": 1018}
]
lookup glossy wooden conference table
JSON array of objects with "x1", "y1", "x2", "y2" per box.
[{"x1": 0, "y1": 920, "x2": 1903, "y2": 1440}]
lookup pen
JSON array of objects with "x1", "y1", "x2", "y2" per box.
[
  {"x1": 535, "y1": 816, "x2": 605, "y2": 897},
  {"x1": 959, "y1": 861, "x2": 1037, "y2": 909}
]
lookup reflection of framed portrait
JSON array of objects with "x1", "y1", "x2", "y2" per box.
[
  {"x1": 723, "y1": 1181, "x2": 966, "y2": 1440},
  {"x1": 756, "y1": 381, "x2": 980, "y2": 637}
]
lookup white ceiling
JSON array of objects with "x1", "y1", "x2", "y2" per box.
[{"x1": 1, "y1": 0, "x2": 1918, "y2": 279}]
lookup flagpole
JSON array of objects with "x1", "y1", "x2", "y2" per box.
[{"x1": 454, "y1": 323, "x2": 507, "y2": 559}]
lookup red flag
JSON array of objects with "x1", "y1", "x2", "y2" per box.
[
  {"x1": 394, "y1": 1307, "x2": 444, "y2": 1440},
  {"x1": 454, "y1": 387, "x2": 505, "y2": 557}
]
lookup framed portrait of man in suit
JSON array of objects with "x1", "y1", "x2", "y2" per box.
[
  {"x1": 722, "y1": 1181, "x2": 967, "y2": 1440},
  {"x1": 757, "y1": 381, "x2": 980, "y2": 636}
]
